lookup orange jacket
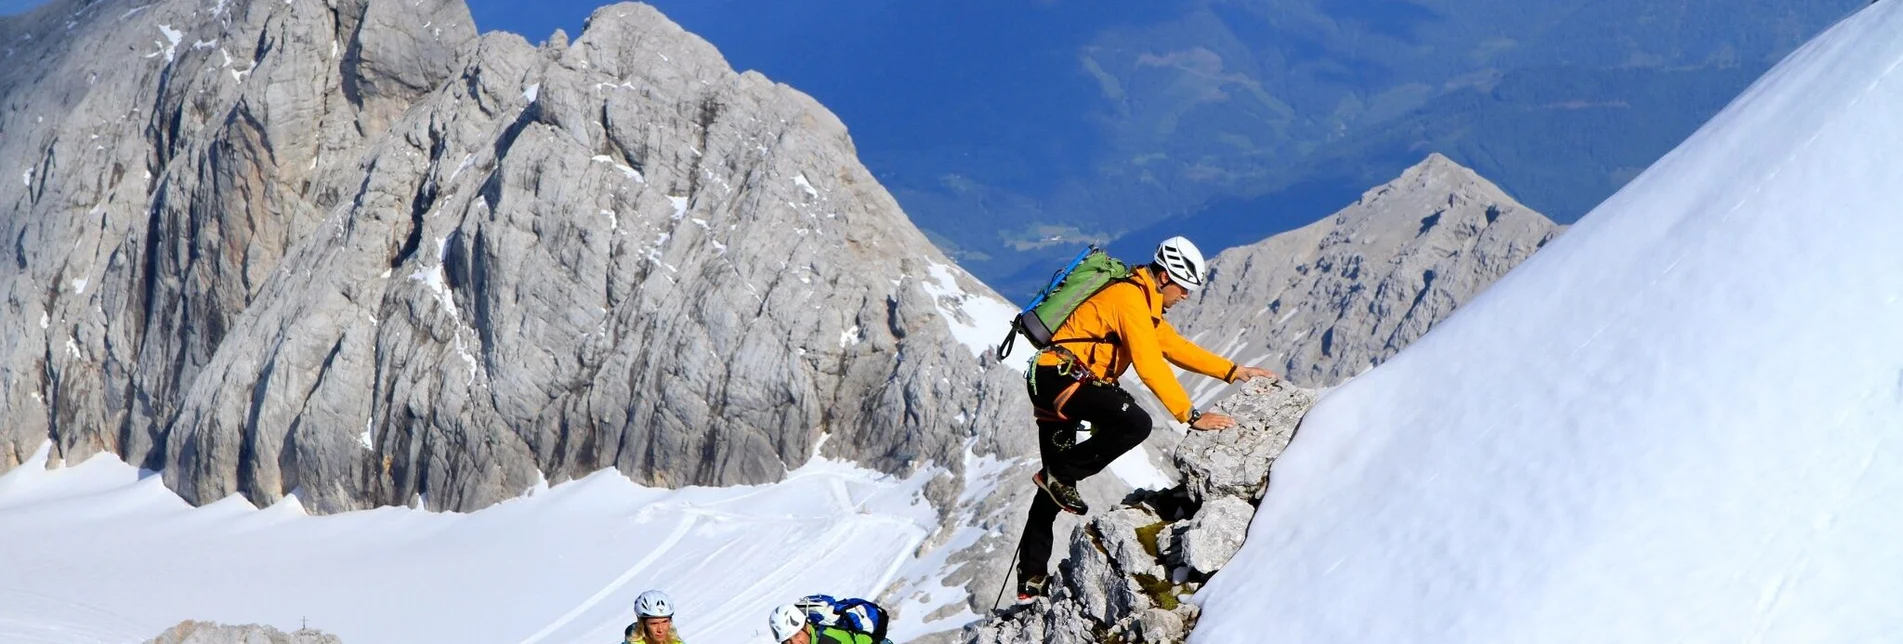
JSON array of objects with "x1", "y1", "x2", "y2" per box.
[{"x1": 1037, "y1": 266, "x2": 1236, "y2": 422}]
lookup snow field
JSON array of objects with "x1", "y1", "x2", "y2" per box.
[
  {"x1": 1194, "y1": 4, "x2": 1903, "y2": 642},
  {"x1": 0, "y1": 442, "x2": 941, "y2": 644}
]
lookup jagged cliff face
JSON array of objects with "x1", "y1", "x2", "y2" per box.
[
  {"x1": 0, "y1": 0, "x2": 1028, "y2": 513},
  {"x1": 1171, "y1": 154, "x2": 1564, "y2": 390}
]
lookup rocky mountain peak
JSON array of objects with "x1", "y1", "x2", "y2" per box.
[
  {"x1": 1170, "y1": 154, "x2": 1563, "y2": 390},
  {"x1": 0, "y1": 0, "x2": 1028, "y2": 515},
  {"x1": 1329, "y1": 152, "x2": 1534, "y2": 260}
]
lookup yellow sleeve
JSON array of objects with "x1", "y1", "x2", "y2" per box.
[
  {"x1": 1157, "y1": 317, "x2": 1238, "y2": 383},
  {"x1": 1114, "y1": 289, "x2": 1200, "y2": 423}
]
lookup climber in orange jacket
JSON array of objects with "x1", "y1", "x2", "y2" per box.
[{"x1": 1015, "y1": 236, "x2": 1276, "y2": 600}]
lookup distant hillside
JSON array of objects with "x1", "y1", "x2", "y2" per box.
[{"x1": 460, "y1": 0, "x2": 1865, "y2": 298}]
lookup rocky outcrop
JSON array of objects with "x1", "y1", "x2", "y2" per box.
[
  {"x1": 966, "y1": 380, "x2": 1314, "y2": 643},
  {"x1": 1175, "y1": 383, "x2": 1314, "y2": 505},
  {"x1": 1171, "y1": 153, "x2": 1563, "y2": 390},
  {"x1": 1092, "y1": 155, "x2": 1552, "y2": 554},
  {"x1": 1171, "y1": 495, "x2": 1253, "y2": 578},
  {"x1": 956, "y1": 157, "x2": 1552, "y2": 640},
  {"x1": 0, "y1": 0, "x2": 1029, "y2": 514},
  {"x1": 146, "y1": 621, "x2": 341, "y2": 644}
]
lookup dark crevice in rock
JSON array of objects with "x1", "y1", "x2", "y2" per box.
[
  {"x1": 281, "y1": 336, "x2": 348, "y2": 498},
  {"x1": 337, "y1": 2, "x2": 368, "y2": 114},
  {"x1": 885, "y1": 293, "x2": 907, "y2": 340},
  {"x1": 1411, "y1": 269, "x2": 1438, "y2": 308},
  {"x1": 29, "y1": 144, "x2": 53, "y2": 206},
  {"x1": 491, "y1": 99, "x2": 541, "y2": 162},
  {"x1": 685, "y1": 96, "x2": 721, "y2": 197},
  {"x1": 136, "y1": 195, "x2": 166, "y2": 349},
  {"x1": 229, "y1": 100, "x2": 278, "y2": 166},
  {"x1": 597, "y1": 101, "x2": 649, "y2": 178},
  {"x1": 39, "y1": 345, "x2": 57, "y2": 436},
  {"x1": 468, "y1": 228, "x2": 496, "y2": 375},
  {"x1": 237, "y1": 357, "x2": 275, "y2": 504},
  {"x1": 390, "y1": 136, "x2": 445, "y2": 269},
  {"x1": 147, "y1": 64, "x2": 187, "y2": 181}
]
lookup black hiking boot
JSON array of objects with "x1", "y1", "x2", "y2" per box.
[
  {"x1": 1017, "y1": 574, "x2": 1050, "y2": 601},
  {"x1": 1034, "y1": 470, "x2": 1089, "y2": 515}
]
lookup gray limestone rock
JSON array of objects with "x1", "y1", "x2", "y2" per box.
[
  {"x1": 966, "y1": 597, "x2": 1099, "y2": 644},
  {"x1": 1175, "y1": 379, "x2": 1315, "y2": 504},
  {"x1": 1131, "y1": 608, "x2": 1186, "y2": 643},
  {"x1": 145, "y1": 621, "x2": 342, "y2": 644},
  {"x1": 1171, "y1": 153, "x2": 1563, "y2": 393},
  {"x1": 960, "y1": 380, "x2": 1322, "y2": 643},
  {"x1": 0, "y1": 0, "x2": 1031, "y2": 515},
  {"x1": 1062, "y1": 516, "x2": 1152, "y2": 626},
  {"x1": 1171, "y1": 495, "x2": 1254, "y2": 576},
  {"x1": 1096, "y1": 506, "x2": 1167, "y2": 580}
]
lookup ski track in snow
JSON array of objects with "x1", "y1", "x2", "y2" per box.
[
  {"x1": 517, "y1": 516, "x2": 697, "y2": 644},
  {"x1": 0, "y1": 444, "x2": 940, "y2": 644}
]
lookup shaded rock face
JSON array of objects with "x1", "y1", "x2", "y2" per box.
[
  {"x1": 0, "y1": 0, "x2": 1028, "y2": 512},
  {"x1": 145, "y1": 621, "x2": 342, "y2": 644},
  {"x1": 966, "y1": 379, "x2": 1313, "y2": 643},
  {"x1": 1172, "y1": 153, "x2": 1564, "y2": 392}
]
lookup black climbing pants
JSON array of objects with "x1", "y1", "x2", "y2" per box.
[{"x1": 1016, "y1": 364, "x2": 1154, "y2": 581}]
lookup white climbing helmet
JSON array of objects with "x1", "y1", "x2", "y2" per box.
[
  {"x1": 634, "y1": 589, "x2": 674, "y2": 619},
  {"x1": 768, "y1": 604, "x2": 807, "y2": 642},
  {"x1": 1154, "y1": 235, "x2": 1209, "y2": 291}
]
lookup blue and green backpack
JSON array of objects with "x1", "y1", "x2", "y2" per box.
[{"x1": 995, "y1": 246, "x2": 1135, "y2": 361}]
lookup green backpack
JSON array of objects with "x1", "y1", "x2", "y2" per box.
[{"x1": 995, "y1": 246, "x2": 1135, "y2": 361}]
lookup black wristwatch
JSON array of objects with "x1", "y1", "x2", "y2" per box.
[{"x1": 1187, "y1": 408, "x2": 1204, "y2": 426}]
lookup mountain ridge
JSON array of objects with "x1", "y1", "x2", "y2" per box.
[
  {"x1": 0, "y1": 0, "x2": 1029, "y2": 516},
  {"x1": 1171, "y1": 152, "x2": 1562, "y2": 390}
]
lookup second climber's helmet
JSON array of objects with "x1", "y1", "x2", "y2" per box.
[
  {"x1": 634, "y1": 590, "x2": 674, "y2": 619},
  {"x1": 768, "y1": 604, "x2": 807, "y2": 642}
]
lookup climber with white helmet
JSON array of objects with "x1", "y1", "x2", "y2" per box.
[
  {"x1": 623, "y1": 589, "x2": 685, "y2": 644},
  {"x1": 1011, "y1": 236, "x2": 1276, "y2": 601},
  {"x1": 768, "y1": 603, "x2": 887, "y2": 644}
]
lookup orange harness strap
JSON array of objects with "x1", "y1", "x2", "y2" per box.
[{"x1": 1033, "y1": 381, "x2": 1085, "y2": 422}]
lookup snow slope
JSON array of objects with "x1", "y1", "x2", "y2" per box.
[
  {"x1": 1194, "y1": 3, "x2": 1903, "y2": 642},
  {"x1": 0, "y1": 442, "x2": 938, "y2": 644}
]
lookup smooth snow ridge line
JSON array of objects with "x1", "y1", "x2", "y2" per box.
[{"x1": 517, "y1": 515, "x2": 697, "y2": 644}]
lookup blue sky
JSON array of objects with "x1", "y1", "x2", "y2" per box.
[
  {"x1": 0, "y1": 0, "x2": 48, "y2": 16},
  {"x1": 465, "y1": 0, "x2": 600, "y2": 44}
]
